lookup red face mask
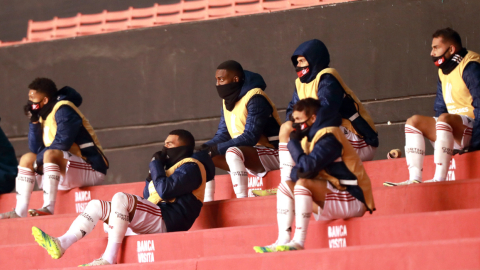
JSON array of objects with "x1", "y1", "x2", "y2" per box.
[{"x1": 295, "y1": 66, "x2": 310, "y2": 78}]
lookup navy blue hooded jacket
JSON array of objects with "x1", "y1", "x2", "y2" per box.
[
  {"x1": 434, "y1": 61, "x2": 480, "y2": 151},
  {"x1": 28, "y1": 87, "x2": 108, "y2": 174},
  {"x1": 0, "y1": 124, "x2": 17, "y2": 194},
  {"x1": 287, "y1": 108, "x2": 366, "y2": 205},
  {"x1": 286, "y1": 39, "x2": 379, "y2": 147},
  {"x1": 143, "y1": 151, "x2": 215, "y2": 232},
  {"x1": 205, "y1": 70, "x2": 280, "y2": 153}
]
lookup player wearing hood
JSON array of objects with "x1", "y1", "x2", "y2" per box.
[
  {"x1": 385, "y1": 28, "x2": 480, "y2": 186},
  {"x1": 32, "y1": 129, "x2": 215, "y2": 266},
  {"x1": 201, "y1": 60, "x2": 281, "y2": 200},
  {"x1": 254, "y1": 98, "x2": 375, "y2": 252},
  {"x1": 0, "y1": 121, "x2": 17, "y2": 195},
  {"x1": 275, "y1": 39, "x2": 378, "y2": 197},
  {"x1": 0, "y1": 78, "x2": 109, "y2": 219}
]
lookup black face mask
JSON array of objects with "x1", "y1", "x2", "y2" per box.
[
  {"x1": 295, "y1": 66, "x2": 311, "y2": 83},
  {"x1": 432, "y1": 47, "x2": 468, "y2": 75},
  {"x1": 164, "y1": 145, "x2": 193, "y2": 169},
  {"x1": 290, "y1": 118, "x2": 312, "y2": 141},
  {"x1": 38, "y1": 100, "x2": 57, "y2": 120},
  {"x1": 216, "y1": 81, "x2": 243, "y2": 111}
]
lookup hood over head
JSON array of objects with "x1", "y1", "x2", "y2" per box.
[
  {"x1": 306, "y1": 106, "x2": 342, "y2": 140},
  {"x1": 291, "y1": 39, "x2": 330, "y2": 84},
  {"x1": 237, "y1": 70, "x2": 267, "y2": 99}
]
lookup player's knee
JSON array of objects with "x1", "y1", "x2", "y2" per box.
[
  {"x1": 19, "y1": 152, "x2": 37, "y2": 168},
  {"x1": 279, "y1": 121, "x2": 293, "y2": 143},
  {"x1": 43, "y1": 149, "x2": 64, "y2": 164},
  {"x1": 437, "y1": 113, "x2": 455, "y2": 125},
  {"x1": 406, "y1": 115, "x2": 423, "y2": 127},
  {"x1": 295, "y1": 179, "x2": 308, "y2": 187},
  {"x1": 225, "y1": 147, "x2": 244, "y2": 163},
  {"x1": 85, "y1": 199, "x2": 102, "y2": 212},
  {"x1": 112, "y1": 192, "x2": 128, "y2": 206}
]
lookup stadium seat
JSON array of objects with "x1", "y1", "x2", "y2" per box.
[
  {"x1": 129, "y1": 4, "x2": 157, "y2": 28},
  {"x1": 262, "y1": 0, "x2": 291, "y2": 11},
  {"x1": 154, "y1": 2, "x2": 183, "y2": 25},
  {"x1": 181, "y1": 0, "x2": 208, "y2": 21},
  {"x1": 52, "y1": 15, "x2": 79, "y2": 39},
  {"x1": 0, "y1": 38, "x2": 26, "y2": 47},
  {"x1": 208, "y1": 0, "x2": 235, "y2": 18},
  {"x1": 27, "y1": 19, "x2": 55, "y2": 41},
  {"x1": 77, "y1": 11, "x2": 107, "y2": 36},
  {"x1": 103, "y1": 8, "x2": 132, "y2": 32},
  {"x1": 234, "y1": 0, "x2": 265, "y2": 14}
]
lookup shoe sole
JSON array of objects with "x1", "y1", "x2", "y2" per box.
[
  {"x1": 276, "y1": 245, "x2": 301, "y2": 252},
  {"x1": 383, "y1": 180, "x2": 422, "y2": 187},
  {"x1": 32, "y1": 226, "x2": 62, "y2": 259},
  {"x1": 253, "y1": 246, "x2": 276, "y2": 253},
  {"x1": 28, "y1": 209, "x2": 52, "y2": 217}
]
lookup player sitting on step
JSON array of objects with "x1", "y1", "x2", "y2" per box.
[
  {"x1": 0, "y1": 78, "x2": 108, "y2": 219},
  {"x1": 384, "y1": 28, "x2": 480, "y2": 186},
  {"x1": 253, "y1": 98, "x2": 375, "y2": 252},
  {"x1": 32, "y1": 129, "x2": 214, "y2": 266},
  {"x1": 200, "y1": 60, "x2": 281, "y2": 200}
]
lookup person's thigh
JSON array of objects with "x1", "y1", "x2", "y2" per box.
[
  {"x1": 129, "y1": 195, "x2": 166, "y2": 235},
  {"x1": 406, "y1": 115, "x2": 437, "y2": 141},
  {"x1": 211, "y1": 155, "x2": 229, "y2": 171},
  {"x1": 60, "y1": 152, "x2": 104, "y2": 190},
  {"x1": 296, "y1": 178, "x2": 330, "y2": 208}
]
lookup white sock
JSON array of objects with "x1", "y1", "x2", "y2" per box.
[
  {"x1": 292, "y1": 185, "x2": 312, "y2": 247},
  {"x1": 279, "y1": 143, "x2": 295, "y2": 182},
  {"x1": 204, "y1": 180, "x2": 215, "y2": 202},
  {"x1": 62, "y1": 199, "x2": 110, "y2": 249},
  {"x1": 103, "y1": 192, "x2": 135, "y2": 264},
  {"x1": 15, "y1": 166, "x2": 36, "y2": 217},
  {"x1": 225, "y1": 147, "x2": 248, "y2": 198},
  {"x1": 404, "y1": 124, "x2": 425, "y2": 181},
  {"x1": 434, "y1": 122, "x2": 454, "y2": 181},
  {"x1": 276, "y1": 181, "x2": 294, "y2": 245},
  {"x1": 42, "y1": 163, "x2": 61, "y2": 213}
]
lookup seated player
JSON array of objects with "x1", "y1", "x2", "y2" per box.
[
  {"x1": 200, "y1": 60, "x2": 281, "y2": 200},
  {"x1": 32, "y1": 129, "x2": 214, "y2": 266},
  {"x1": 255, "y1": 39, "x2": 379, "y2": 198},
  {"x1": 254, "y1": 98, "x2": 375, "y2": 252},
  {"x1": 0, "y1": 78, "x2": 108, "y2": 219},
  {"x1": 384, "y1": 28, "x2": 480, "y2": 186},
  {"x1": 0, "y1": 121, "x2": 17, "y2": 194}
]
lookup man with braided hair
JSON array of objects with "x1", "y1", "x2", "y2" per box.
[{"x1": 32, "y1": 129, "x2": 215, "y2": 266}]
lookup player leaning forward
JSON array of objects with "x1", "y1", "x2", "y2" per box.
[
  {"x1": 0, "y1": 78, "x2": 108, "y2": 219},
  {"x1": 200, "y1": 60, "x2": 281, "y2": 199},
  {"x1": 254, "y1": 98, "x2": 375, "y2": 252},
  {"x1": 32, "y1": 129, "x2": 214, "y2": 266},
  {"x1": 385, "y1": 28, "x2": 480, "y2": 186}
]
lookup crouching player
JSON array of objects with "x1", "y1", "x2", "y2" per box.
[
  {"x1": 201, "y1": 60, "x2": 281, "y2": 200},
  {"x1": 254, "y1": 99, "x2": 375, "y2": 252},
  {"x1": 32, "y1": 129, "x2": 214, "y2": 266}
]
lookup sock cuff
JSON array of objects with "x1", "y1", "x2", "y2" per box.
[
  {"x1": 405, "y1": 124, "x2": 423, "y2": 135},
  {"x1": 17, "y1": 166, "x2": 35, "y2": 176},
  {"x1": 44, "y1": 163, "x2": 61, "y2": 174},
  {"x1": 294, "y1": 185, "x2": 312, "y2": 196},
  {"x1": 226, "y1": 147, "x2": 245, "y2": 162},
  {"x1": 436, "y1": 122, "x2": 453, "y2": 132},
  {"x1": 279, "y1": 143, "x2": 288, "y2": 151},
  {"x1": 278, "y1": 181, "x2": 294, "y2": 199}
]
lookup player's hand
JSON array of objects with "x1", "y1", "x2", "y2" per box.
[
  {"x1": 279, "y1": 121, "x2": 294, "y2": 141},
  {"x1": 453, "y1": 148, "x2": 468, "y2": 155},
  {"x1": 207, "y1": 145, "x2": 219, "y2": 158},
  {"x1": 152, "y1": 150, "x2": 167, "y2": 163},
  {"x1": 24, "y1": 103, "x2": 39, "y2": 123},
  {"x1": 33, "y1": 160, "x2": 43, "y2": 175}
]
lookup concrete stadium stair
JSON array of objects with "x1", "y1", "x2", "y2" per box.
[{"x1": 2, "y1": 208, "x2": 480, "y2": 269}]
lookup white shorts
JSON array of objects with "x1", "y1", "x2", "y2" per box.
[
  {"x1": 246, "y1": 146, "x2": 280, "y2": 177},
  {"x1": 431, "y1": 116, "x2": 474, "y2": 150},
  {"x1": 339, "y1": 126, "x2": 377, "y2": 161},
  {"x1": 314, "y1": 182, "x2": 366, "y2": 221},
  {"x1": 36, "y1": 151, "x2": 105, "y2": 191},
  {"x1": 129, "y1": 195, "x2": 166, "y2": 235}
]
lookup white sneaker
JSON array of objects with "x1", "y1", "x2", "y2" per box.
[
  {"x1": 423, "y1": 179, "x2": 445, "y2": 183},
  {"x1": 0, "y1": 209, "x2": 21, "y2": 219},
  {"x1": 383, "y1": 179, "x2": 422, "y2": 187},
  {"x1": 79, "y1": 258, "x2": 111, "y2": 267}
]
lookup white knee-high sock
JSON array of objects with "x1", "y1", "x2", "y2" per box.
[
  {"x1": 292, "y1": 186, "x2": 312, "y2": 247},
  {"x1": 60, "y1": 199, "x2": 110, "y2": 250},
  {"x1": 404, "y1": 124, "x2": 425, "y2": 181},
  {"x1": 204, "y1": 179, "x2": 215, "y2": 202},
  {"x1": 279, "y1": 143, "x2": 295, "y2": 182},
  {"x1": 102, "y1": 192, "x2": 135, "y2": 264},
  {"x1": 276, "y1": 181, "x2": 294, "y2": 245},
  {"x1": 42, "y1": 163, "x2": 61, "y2": 213},
  {"x1": 225, "y1": 147, "x2": 248, "y2": 198},
  {"x1": 434, "y1": 122, "x2": 454, "y2": 181},
  {"x1": 15, "y1": 166, "x2": 36, "y2": 217}
]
